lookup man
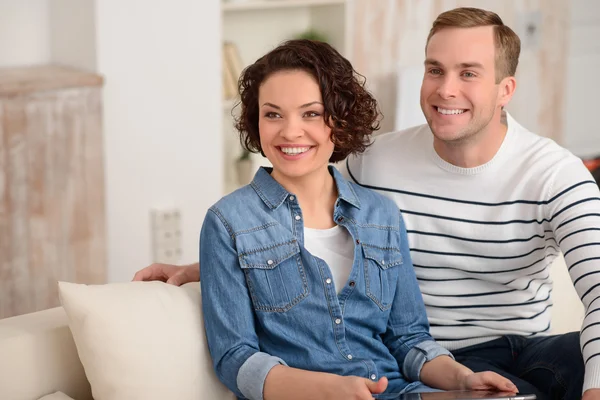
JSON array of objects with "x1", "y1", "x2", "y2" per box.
[{"x1": 134, "y1": 7, "x2": 600, "y2": 399}]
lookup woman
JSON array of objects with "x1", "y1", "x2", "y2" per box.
[{"x1": 199, "y1": 39, "x2": 517, "y2": 400}]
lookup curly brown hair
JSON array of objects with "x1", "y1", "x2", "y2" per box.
[{"x1": 234, "y1": 39, "x2": 381, "y2": 163}]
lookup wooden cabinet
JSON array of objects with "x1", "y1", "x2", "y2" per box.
[{"x1": 0, "y1": 65, "x2": 106, "y2": 319}]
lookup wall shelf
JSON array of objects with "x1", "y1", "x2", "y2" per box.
[{"x1": 222, "y1": 0, "x2": 346, "y2": 12}]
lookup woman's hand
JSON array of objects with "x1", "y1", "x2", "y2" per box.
[
  {"x1": 327, "y1": 375, "x2": 388, "y2": 400},
  {"x1": 264, "y1": 365, "x2": 388, "y2": 400},
  {"x1": 460, "y1": 371, "x2": 518, "y2": 393}
]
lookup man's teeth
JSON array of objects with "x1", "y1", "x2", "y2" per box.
[
  {"x1": 437, "y1": 107, "x2": 466, "y2": 115},
  {"x1": 281, "y1": 147, "x2": 310, "y2": 155}
]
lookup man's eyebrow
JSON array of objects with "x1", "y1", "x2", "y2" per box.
[{"x1": 424, "y1": 59, "x2": 484, "y2": 70}]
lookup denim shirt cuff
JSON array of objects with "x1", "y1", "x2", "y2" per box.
[
  {"x1": 237, "y1": 352, "x2": 288, "y2": 400},
  {"x1": 402, "y1": 340, "x2": 454, "y2": 382}
]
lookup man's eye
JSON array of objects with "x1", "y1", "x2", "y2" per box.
[{"x1": 429, "y1": 68, "x2": 442, "y2": 75}]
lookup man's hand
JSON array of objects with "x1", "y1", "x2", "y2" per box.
[
  {"x1": 132, "y1": 262, "x2": 200, "y2": 286},
  {"x1": 460, "y1": 371, "x2": 518, "y2": 393},
  {"x1": 583, "y1": 388, "x2": 600, "y2": 400}
]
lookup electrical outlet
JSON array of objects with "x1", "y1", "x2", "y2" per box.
[{"x1": 150, "y1": 208, "x2": 182, "y2": 264}]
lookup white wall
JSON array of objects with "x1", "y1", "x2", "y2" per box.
[
  {"x1": 95, "y1": 1, "x2": 223, "y2": 282},
  {"x1": 0, "y1": 0, "x2": 50, "y2": 67},
  {"x1": 48, "y1": 0, "x2": 96, "y2": 71},
  {"x1": 563, "y1": 0, "x2": 600, "y2": 158}
]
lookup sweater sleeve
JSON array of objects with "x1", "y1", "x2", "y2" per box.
[{"x1": 546, "y1": 158, "x2": 600, "y2": 393}]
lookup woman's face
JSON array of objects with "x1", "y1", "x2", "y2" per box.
[{"x1": 258, "y1": 69, "x2": 334, "y2": 182}]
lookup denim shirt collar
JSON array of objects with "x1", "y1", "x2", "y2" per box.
[{"x1": 250, "y1": 166, "x2": 361, "y2": 210}]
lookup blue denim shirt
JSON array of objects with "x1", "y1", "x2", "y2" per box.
[{"x1": 199, "y1": 166, "x2": 452, "y2": 400}]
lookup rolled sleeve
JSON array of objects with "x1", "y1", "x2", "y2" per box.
[
  {"x1": 402, "y1": 340, "x2": 454, "y2": 382},
  {"x1": 237, "y1": 352, "x2": 288, "y2": 400}
]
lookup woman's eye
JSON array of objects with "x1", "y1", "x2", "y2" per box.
[
  {"x1": 264, "y1": 112, "x2": 281, "y2": 119},
  {"x1": 304, "y1": 111, "x2": 320, "y2": 118}
]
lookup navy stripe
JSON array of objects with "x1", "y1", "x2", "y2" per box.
[
  {"x1": 455, "y1": 304, "x2": 551, "y2": 323},
  {"x1": 410, "y1": 245, "x2": 557, "y2": 260},
  {"x1": 581, "y1": 321, "x2": 600, "y2": 335},
  {"x1": 582, "y1": 283, "x2": 600, "y2": 302},
  {"x1": 407, "y1": 230, "x2": 553, "y2": 244},
  {"x1": 582, "y1": 337, "x2": 600, "y2": 352},
  {"x1": 563, "y1": 242, "x2": 600, "y2": 258},
  {"x1": 556, "y1": 214, "x2": 600, "y2": 231},
  {"x1": 574, "y1": 270, "x2": 600, "y2": 287},
  {"x1": 559, "y1": 228, "x2": 600, "y2": 246},
  {"x1": 568, "y1": 257, "x2": 600, "y2": 272},
  {"x1": 550, "y1": 197, "x2": 600, "y2": 221},
  {"x1": 418, "y1": 277, "x2": 476, "y2": 282},
  {"x1": 346, "y1": 161, "x2": 596, "y2": 207},
  {"x1": 401, "y1": 209, "x2": 551, "y2": 226},
  {"x1": 414, "y1": 255, "x2": 549, "y2": 274},
  {"x1": 424, "y1": 292, "x2": 550, "y2": 309},
  {"x1": 423, "y1": 279, "x2": 549, "y2": 299},
  {"x1": 585, "y1": 353, "x2": 600, "y2": 365},
  {"x1": 424, "y1": 288, "x2": 517, "y2": 298},
  {"x1": 586, "y1": 297, "x2": 600, "y2": 314},
  {"x1": 586, "y1": 308, "x2": 600, "y2": 318},
  {"x1": 429, "y1": 322, "x2": 544, "y2": 334}
]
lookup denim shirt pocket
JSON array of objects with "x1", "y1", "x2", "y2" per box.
[
  {"x1": 239, "y1": 239, "x2": 309, "y2": 312},
  {"x1": 362, "y1": 244, "x2": 403, "y2": 311}
]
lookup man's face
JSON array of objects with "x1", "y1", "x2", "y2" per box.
[{"x1": 420, "y1": 26, "x2": 504, "y2": 144}]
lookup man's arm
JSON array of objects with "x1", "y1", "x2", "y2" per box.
[
  {"x1": 546, "y1": 159, "x2": 600, "y2": 396},
  {"x1": 132, "y1": 262, "x2": 199, "y2": 285},
  {"x1": 383, "y1": 211, "x2": 517, "y2": 392}
]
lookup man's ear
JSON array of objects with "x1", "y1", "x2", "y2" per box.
[{"x1": 498, "y1": 76, "x2": 517, "y2": 107}]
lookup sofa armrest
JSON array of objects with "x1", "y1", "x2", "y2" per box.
[{"x1": 0, "y1": 307, "x2": 92, "y2": 400}]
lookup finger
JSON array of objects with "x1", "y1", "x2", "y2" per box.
[
  {"x1": 132, "y1": 264, "x2": 167, "y2": 282},
  {"x1": 365, "y1": 376, "x2": 388, "y2": 394},
  {"x1": 166, "y1": 271, "x2": 185, "y2": 286},
  {"x1": 484, "y1": 373, "x2": 518, "y2": 392}
]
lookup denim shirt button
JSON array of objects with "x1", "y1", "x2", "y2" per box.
[
  {"x1": 326, "y1": 278, "x2": 332, "y2": 284},
  {"x1": 347, "y1": 354, "x2": 353, "y2": 360},
  {"x1": 337, "y1": 216, "x2": 344, "y2": 223},
  {"x1": 381, "y1": 260, "x2": 385, "y2": 265},
  {"x1": 267, "y1": 260, "x2": 274, "y2": 265},
  {"x1": 370, "y1": 374, "x2": 377, "y2": 380},
  {"x1": 349, "y1": 281, "x2": 355, "y2": 287},
  {"x1": 294, "y1": 215, "x2": 301, "y2": 221},
  {"x1": 289, "y1": 195, "x2": 295, "y2": 201},
  {"x1": 335, "y1": 318, "x2": 341, "y2": 325}
]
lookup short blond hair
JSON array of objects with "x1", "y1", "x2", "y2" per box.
[{"x1": 426, "y1": 7, "x2": 521, "y2": 83}]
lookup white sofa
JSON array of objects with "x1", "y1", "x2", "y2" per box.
[{"x1": 0, "y1": 256, "x2": 584, "y2": 400}]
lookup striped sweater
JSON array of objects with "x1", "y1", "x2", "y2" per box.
[{"x1": 345, "y1": 112, "x2": 600, "y2": 392}]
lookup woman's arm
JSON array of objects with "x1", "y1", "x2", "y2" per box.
[
  {"x1": 200, "y1": 208, "x2": 285, "y2": 399},
  {"x1": 200, "y1": 208, "x2": 387, "y2": 400}
]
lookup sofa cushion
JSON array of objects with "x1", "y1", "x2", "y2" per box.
[{"x1": 58, "y1": 281, "x2": 235, "y2": 400}]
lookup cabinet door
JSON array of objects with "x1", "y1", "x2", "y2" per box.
[{"x1": 0, "y1": 87, "x2": 106, "y2": 319}]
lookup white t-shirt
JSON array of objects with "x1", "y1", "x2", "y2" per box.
[{"x1": 304, "y1": 226, "x2": 354, "y2": 293}]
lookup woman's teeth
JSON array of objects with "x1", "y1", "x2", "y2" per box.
[
  {"x1": 437, "y1": 107, "x2": 466, "y2": 115},
  {"x1": 281, "y1": 147, "x2": 310, "y2": 155}
]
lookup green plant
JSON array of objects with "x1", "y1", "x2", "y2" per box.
[
  {"x1": 295, "y1": 29, "x2": 329, "y2": 43},
  {"x1": 238, "y1": 149, "x2": 251, "y2": 161}
]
